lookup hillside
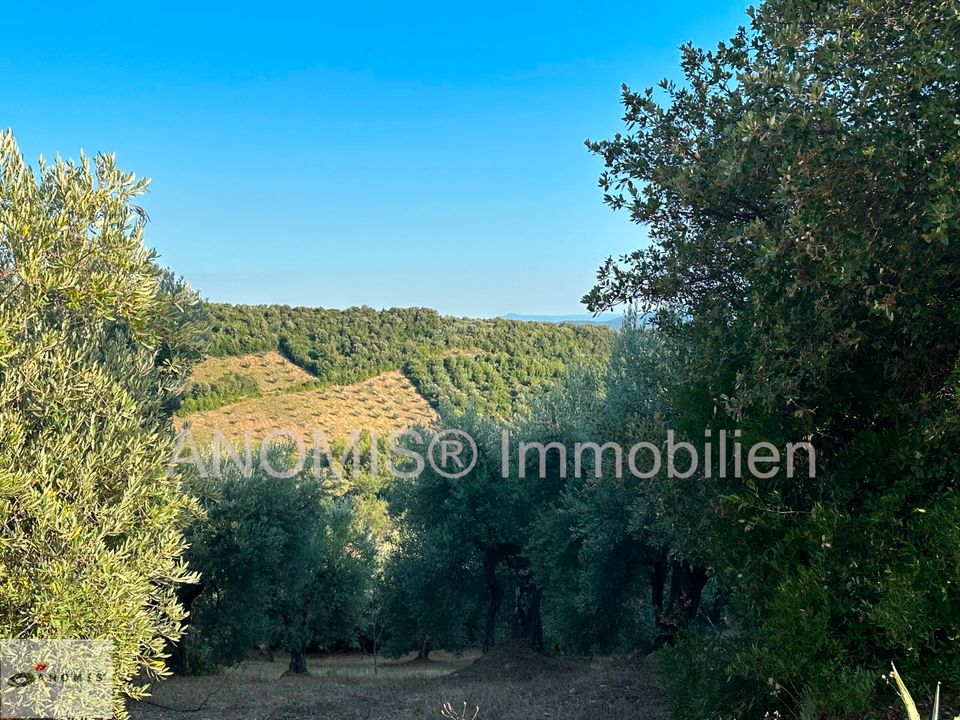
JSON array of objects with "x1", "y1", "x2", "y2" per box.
[
  {"x1": 178, "y1": 351, "x2": 320, "y2": 413},
  {"x1": 179, "y1": 368, "x2": 436, "y2": 444},
  {"x1": 189, "y1": 351, "x2": 317, "y2": 391},
  {"x1": 186, "y1": 303, "x2": 615, "y2": 419}
]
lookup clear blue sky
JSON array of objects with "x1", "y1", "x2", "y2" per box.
[{"x1": 2, "y1": 1, "x2": 748, "y2": 317}]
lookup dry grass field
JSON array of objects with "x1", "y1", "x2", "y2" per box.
[
  {"x1": 129, "y1": 644, "x2": 667, "y2": 720},
  {"x1": 179, "y1": 369, "x2": 438, "y2": 444},
  {"x1": 189, "y1": 351, "x2": 320, "y2": 394}
]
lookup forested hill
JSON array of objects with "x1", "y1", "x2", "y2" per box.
[{"x1": 196, "y1": 303, "x2": 615, "y2": 416}]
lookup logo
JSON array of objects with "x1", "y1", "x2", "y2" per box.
[
  {"x1": 4, "y1": 662, "x2": 51, "y2": 688},
  {"x1": 0, "y1": 640, "x2": 113, "y2": 718},
  {"x1": 6, "y1": 672, "x2": 35, "y2": 688}
]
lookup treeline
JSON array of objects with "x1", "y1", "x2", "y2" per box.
[
  {"x1": 171, "y1": 319, "x2": 709, "y2": 677},
  {"x1": 171, "y1": 332, "x2": 662, "y2": 673},
  {"x1": 196, "y1": 303, "x2": 614, "y2": 417},
  {"x1": 178, "y1": 371, "x2": 261, "y2": 413}
]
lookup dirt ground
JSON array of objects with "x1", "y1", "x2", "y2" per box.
[{"x1": 128, "y1": 642, "x2": 668, "y2": 720}]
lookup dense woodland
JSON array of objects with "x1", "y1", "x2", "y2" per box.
[{"x1": 2, "y1": 1, "x2": 959, "y2": 719}]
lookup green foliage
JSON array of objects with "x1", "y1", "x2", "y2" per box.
[
  {"x1": 179, "y1": 371, "x2": 261, "y2": 413},
  {"x1": 180, "y1": 446, "x2": 375, "y2": 674},
  {"x1": 383, "y1": 412, "x2": 531, "y2": 653},
  {"x1": 586, "y1": 0, "x2": 960, "y2": 715},
  {"x1": 523, "y1": 317, "x2": 698, "y2": 654},
  {"x1": 380, "y1": 533, "x2": 485, "y2": 657},
  {"x1": 0, "y1": 132, "x2": 201, "y2": 715},
  {"x1": 384, "y1": 318, "x2": 701, "y2": 657},
  {"x1": 154, "y1": 269, "x2": 210, "y2": 413},
  {"x1": 405, "y1": 351, "x2": 573, "y2": 418},
  {"x1": 528, "y1": 478, "x2": 658, "y2": 654},
  {"x1": 660, "y1": 628, "x2": 756, "y2": 720}
]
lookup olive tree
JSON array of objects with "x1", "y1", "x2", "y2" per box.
[
  {"x1": 0, "y1": 132, "x2": 203, "y2": 716},
  {"x1": 181, "y1": 447, "x2": 376, "y2": 675}
]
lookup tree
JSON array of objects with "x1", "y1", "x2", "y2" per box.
[
  {"x1": 524, "y1": 318, "x2": 711, "y2": 653},
  {"x1": 381, "y1": 533, "x2": 484, "y2": 659},
  {"x1": 0, "y1": 132, "x2": 201, "y2": 716},
  {"x1": 385, "y1": 415, "x2": 545, "y2": 653},
  {"x1": 181, "y1": 446, "x2": 375, "y2": 675},
  {"x1": 385, "y1": 323, "x2": 703, "y2": 658},
  {"x1": 587, "y1": 1, "x2": 960, "y2": 715}
]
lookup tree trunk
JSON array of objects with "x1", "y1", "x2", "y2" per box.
[
  {"x1": 169, "y1": 582, "x2": 204, "y2": 673},
  {"x1": 482, "y1": 550, "x2": 504, "y2": 652},
  {"x1": 650, "y1": 557, "x2": 668, "y2": 617},
  {"x1": 287, "y1": 645, "x2": 308, "y2": 675},
  {"x1": 512, "y1": 565, "x2": 544, "y2": 651},
  {"x1": 655, "y1": 561, "x2": 709, "y2": 647},
  {"x1": 668, "y1": 562, "x2": 708, "y2": 622}
]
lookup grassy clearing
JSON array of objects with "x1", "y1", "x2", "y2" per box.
[
  {"x1": 178, "y1": 370, "x2": 437, "y2": 444},
  {"x1": 189, "y1": 351, "x2": 320, "y2": 393},
  {"x1": 130, "y1": 647, "x2": 667, "y2": 720}
]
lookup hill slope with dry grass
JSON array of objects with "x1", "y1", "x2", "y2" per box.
[
  {"x1": 189, "y1": 351, "x2": 318, "y2": 392},
  {"x1": 193, "y1": 303, "x2": 614, "y2": 417},
  {"x1": 178, "y1": 367, "x2": 436, "y2": 444}
]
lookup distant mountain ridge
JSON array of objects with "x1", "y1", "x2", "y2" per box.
[{"x1": 502, "y1": 313, "x2": 626, "y2": 329}]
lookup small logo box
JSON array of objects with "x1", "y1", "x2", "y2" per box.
[{"x1": 1, "y1": 640, "x2": 112, "y2": 719}]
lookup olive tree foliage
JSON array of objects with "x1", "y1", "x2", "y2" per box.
[
  {"x1": 0, "y1": 131, "x2": 204, "y2": 715},
  {"x1": 586, "y1": 1, "x2": 960, "y2": 716},
  {"x1": 380, "y1": 530, "x2": 486, "y2": 659},
  {"x1": 526, "y1": 313, "x2": 715, "y2": 654},
  {"x1": 384, "y1": 413, "x2": 544, "y2": 654},
  {"x1": 180, "y1": 446, "x2": 376, "y2": 675},
  {"x1": 384, "y1": 317, "x2": 705, "y2": 656}
]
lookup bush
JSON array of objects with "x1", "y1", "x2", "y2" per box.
[
  {"x1": 179, "y1": 371, "x2": 261, "y2": 413},
  {"x1": 660, "y1": 628, "x2": 758, "y2": 720}
]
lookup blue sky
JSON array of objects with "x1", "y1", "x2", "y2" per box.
[{"x1": 2, "y1": 1, "x2": 748, "y2": 317}]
